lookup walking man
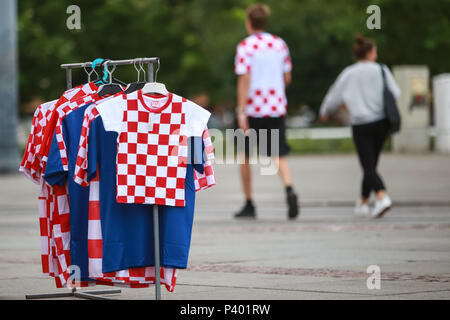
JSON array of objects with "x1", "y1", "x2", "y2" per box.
[{"x1": 234, "y1": 4, "x2": 299, "y2": 219}]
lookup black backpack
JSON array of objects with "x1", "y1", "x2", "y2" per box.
[{"x1": 380, "y1": 63, "x2": 401, "y2": 134}]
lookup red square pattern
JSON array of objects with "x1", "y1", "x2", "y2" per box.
[{"x1": 115, "y1": 95, "x2": 188, "y2": 206}]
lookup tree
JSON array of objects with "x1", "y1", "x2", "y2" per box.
[{"x1": 18, "y1": 0, "x2": 450, "y2": 116}]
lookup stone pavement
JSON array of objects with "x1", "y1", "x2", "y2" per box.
[{"x1": 0, "y1": 153, "x2": 449, "y2": 300}]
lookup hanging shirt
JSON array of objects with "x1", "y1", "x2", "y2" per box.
[
  {"x1": 33, "y1": 83, "x2": 112, "y2": 288},
  {"x1": 41, "y1": 93, "x2": 163, "y2": 286},
  {"x1": 45, "y1": 102, "x2": 178, "y2": 289},
  {"x1": 75, "y1": 90, "x2": 211, "y2": 206},
  {"x1": 77, "y1": 101, "x2": 215, "y2": 268},
  {"x1": 21, "y1": 83, "x2": 179, "y2": 289},
  {"x1": 47, "y1": 106, "x2": 214, "y2": 273},
  {"x1": 19, "y1": 92, "x2": 88, "y2": 288},
  {"x1": 39, "y1": 88, "x2": 101, "y2": 285},
  {"x1": 23, "y1": 82, "x2": 99, "y2": 288},
  {"x1": 20, "y1": 100, "x2": 58, "y2": 279},
  {"x1": 234, "y1": 32, "x2": 293, "y2": 118},
  {"x1": 44, "y1": 94, "x2": 215, "y2": 289},
  {"x1": 77, "y1": 114, "x2": 209, "y2": 272}
]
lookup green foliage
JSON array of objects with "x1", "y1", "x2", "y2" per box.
[{"x1": 18, "y1": 0, "x2": 450, "y2": 114}]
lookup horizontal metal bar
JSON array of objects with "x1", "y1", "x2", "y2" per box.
[
  {"x1": 61, "y1": 57, "x2": 159, "y2": 69},
  {"x1": 25, "y1": 292, "x2": 75, "y2": 299},
  {"x1": 74, "y1": 292, "x2": 118, "y2": 300},
  {"x1": 81, "y1": 289, "x2": 122, "y2": 295}
]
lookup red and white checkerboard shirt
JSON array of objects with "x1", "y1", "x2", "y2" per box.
[
  {"x1": 76, "y1": 90, "x2": 211, "y2": 206},
  {"x1": 234, "y1": 32, "x2": 293, "y2": 118},
  {"x1": 20, "y1": 82, "x2": 106, "y2": 288},
  {"x1": 19, "y1": 84, "x2": 93, "y2": 288},
  {"x1": 44, "y1": 84, "x2": 100, "y2": 288},
  {"x1": 20, "y1": 100, "x2": 57, "y2": 279},
  {"x1": 75, "y1": 104, "x2": 216, "y2": 192}
]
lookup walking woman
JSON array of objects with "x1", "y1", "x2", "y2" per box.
[{"x1": 319, "y1": 34, "x2": 401, "y2": 218}]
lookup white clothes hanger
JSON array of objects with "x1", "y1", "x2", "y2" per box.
[{"x1": 141, "y1": 58, "x2": 169, "y2": 95}]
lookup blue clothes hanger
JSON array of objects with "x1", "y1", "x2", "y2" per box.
[
  {"x1": 91, "y1": 58, "x2": 108, "y2": 84},
  {"x1": 96, "y1": 60, "x2": 124, "y2": 96}
]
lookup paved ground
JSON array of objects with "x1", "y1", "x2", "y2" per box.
[{"x1": 1, "y1": 153, "x2": 450, "y2": 300}]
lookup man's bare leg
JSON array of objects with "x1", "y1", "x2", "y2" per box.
[
  {"x1": 277, "y1": 156, "x2": 293, "y2": 187},
  {"x1": 240, "y1": 156, "x2": 252, "y2": 200}
]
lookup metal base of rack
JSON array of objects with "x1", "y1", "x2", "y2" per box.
[{"x1": 25, "y1": 287, "x2": 122, "y2": 300}]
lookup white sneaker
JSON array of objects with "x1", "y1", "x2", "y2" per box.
[
  {"x1": 371, "y1": 195, "x2": 392, "y2": 218},
  {"x1": 354, "y1": 200, "x2": 370, "y2": 216}
]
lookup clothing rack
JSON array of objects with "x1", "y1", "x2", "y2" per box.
[
  {"x1": 26, "y1": 57, "x2": 162, "y2": 300},
  {"x1": 60, "y1": 57, "x2": 158, "y2": 88}
]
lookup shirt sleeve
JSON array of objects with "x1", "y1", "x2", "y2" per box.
[
  {"x1": 39, "y1": 100, "x2": 64, "y2": 158},
  {"x1": 282, "y1": 41, "x2": 293, "y2": 73},
  {"x1": 383, "y1": 65, "x2": 401, "y2": 99},
  {"x1": 74, "y1": 107, "x2": 100, "y2": 186},
  {"x1": 43, "y1": 131, "x2": 67, "y2": 186},
  {"x1": 95, "y1": 96, "x2": 124, "y2": 133},
  {"x1": 188, "y1": 136, "x2": 205, "y2": 174},
  {"x1": 185, "y1": 101, "x2": 211, "y2": 137},
  {"x1": 235, "y1": 41, "x2": 251, "y2": 75},
  {"x1": 319, "y1": 68, "x2": 349, "y2": 117},
  {"x1": 193, "y1": 127, "x2": 216, "y2": 192},
  {"x1": 85, "y1": 117, "x2": 102, "y2": 183},
  {"x1": 19, "y1": 106, "x2": 40, "y2": 183}
]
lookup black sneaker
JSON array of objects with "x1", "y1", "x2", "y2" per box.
[
  {"x1": 287, "y1": 190, "x2": 299, "y2": 220},
  {"x1": 234, "y1": 201, "x2": 256, "y2": 219}
]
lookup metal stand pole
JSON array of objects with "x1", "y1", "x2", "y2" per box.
[
  {"x1": 147, "y1": 63, "x2": 154, "y2": 82},
  {"x1": 153, "y1": 205, "x2": 161, "y2": 300},
  {"x1": 65, "y1": 67, "x2": 73, "y2": 89}
]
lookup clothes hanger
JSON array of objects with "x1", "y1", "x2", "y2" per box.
[
  {"x1": 96, "y1": 60, "x2": 124, "y2": 96},
  {"x1": 124, "y1": 58, "x2": 146, "y2": 94},
  {"x1": 141, "y1": 58, "x2": 169, "y2": 96},
  {"x1": 91, "y1": 58, "x2": 106, "y2": 85},
  {"x1": 83, "y1": 64, "x2": 96, "y2": 83},
  {"x1": 96, "y1": 58, "x2": 127, "y2": 87}
]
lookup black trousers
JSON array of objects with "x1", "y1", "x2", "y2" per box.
[
  {"x1": 243, "y1": 116, "x2": 290, "y2": 157},
  {"x1": 352, "y1": 119, "x2": 389, "y2": 199}
]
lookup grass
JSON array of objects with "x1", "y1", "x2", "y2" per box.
[{"x1": 287, "y1": 137, "x2": 392, "y2": 155}]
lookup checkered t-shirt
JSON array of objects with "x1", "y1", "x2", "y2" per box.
[
  {"x1": 77, "y1": 90, "x2": 210, "y2": 206},
  {"x1": 234, "y1": 32, "x2": 293, "y2": 118}
]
